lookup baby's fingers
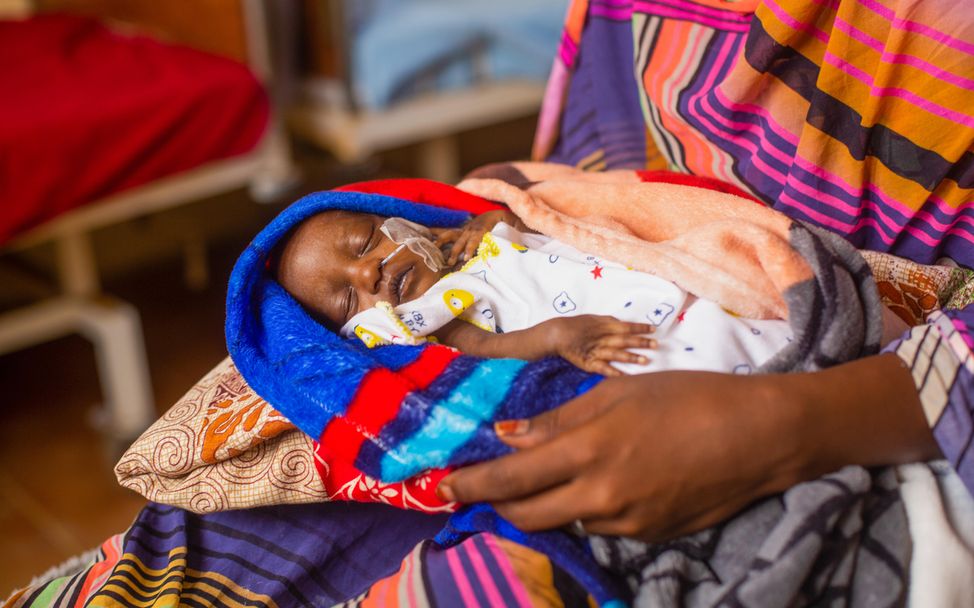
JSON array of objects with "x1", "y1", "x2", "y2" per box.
[
  {"x1": 463, "y1": 234, "x2": 481, "y2": 263},
  {"x1": 581, "y1": 359, "x2": 625, "y2": 377},
  {"x1": 600, "y1": 334, "x2": 658, "y2": 350},
  {"x1": 434, "y1": 228, "x2": 461, "y2": 245},
  {"x1": 618, "y1": 321, "x2": 656, "y2": 335},
  {"x1": 448, "y1": 233, "x2": 471, "y2": 265},
  {"x1": 591, "y1": 347, "x2": 651, "y2": 366}
]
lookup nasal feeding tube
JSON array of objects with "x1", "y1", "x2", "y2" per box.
[{"x1": 379, "y1": 243, "x2": 406, "y2": 268}]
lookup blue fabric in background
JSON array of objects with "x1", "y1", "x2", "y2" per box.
[{"x1": 349, "y1": 0, "x2": 565, "y2": 109}]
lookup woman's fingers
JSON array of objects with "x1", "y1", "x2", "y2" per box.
[
  {"x1": 440, "y1": 386, "x2": 630, "y2": 503},
  {"x1": 494, "y1": 382, "x2": 620, "y2": 449},
  {"x1": 493, "y1": 477, "x2": 620, "y2": 532},
  {"x1": 581, "y1": 482, "x2": 761, "y2": 542},
  {"x1": 437, "y1": 431, "x2": 590, "y2": 504}
]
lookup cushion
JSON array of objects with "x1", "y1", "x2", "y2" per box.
[
  {"x1": 115, "y1": 357, "x2": 454, "y2": 514},
  {"x1": 862, "y1": 250, "x2": 974, "y2": 323}
]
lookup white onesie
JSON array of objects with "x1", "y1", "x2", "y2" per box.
[{"x1": 342, "y1": 223, "x2": 794, "y2": 375}]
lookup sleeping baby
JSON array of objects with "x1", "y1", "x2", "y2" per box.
[{"x1": 273, "y1": 207, "x2": 798, "y2": 376}]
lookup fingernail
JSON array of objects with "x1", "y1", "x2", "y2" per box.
[
  {"x1": 436, "y1": 481, "x2": 456, "y2": 502},
  {"x1": 495, "y1": 419, "x2": 530, "y2": 436},
  {"x1": 637, "y1": 356, "x2": 648, "y2": 364}
]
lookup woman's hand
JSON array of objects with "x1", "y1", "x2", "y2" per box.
[
  {"x1": 435, "y1": 209, "x2": 520, "y2": 266},
  {"x1": 436, "y1": 354, "x2": 940, "y2": 541},
  {"x1": 439, "y1": 370, "x2": 799, "y2": 540},
  {"x1": 543, "y1": 315, "x2": 657, "y2": 376}
]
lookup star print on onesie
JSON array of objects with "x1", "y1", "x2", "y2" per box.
[
  {"x1": 647, "y1": 303, "x2": 675, "y2": 326},
  {"x1": 553, "y1": 291, "x2": 577, "y2": 314}
]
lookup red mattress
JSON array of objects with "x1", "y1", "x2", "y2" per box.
[{"x1": 0, "y1": 14, "x2": 269, "y2": 244}]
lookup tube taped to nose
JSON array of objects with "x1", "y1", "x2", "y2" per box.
[
  {"x1": 379, "y1": 217, "x2": 445, "y2": 272},
  {"x1": 379, "y1": 244, "x2": 406, "y2": 267}
]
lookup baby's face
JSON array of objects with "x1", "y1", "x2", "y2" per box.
[{"x1": 275, "y1": 211, "x2": 446, "y2": 329}]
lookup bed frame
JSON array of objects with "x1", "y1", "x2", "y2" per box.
[
  {"x1": 0, "y1": 0, "x2": 296, "y2": 444},
  {"x1": 290, "y1": 0, "x2": 546, "y2": 183}
]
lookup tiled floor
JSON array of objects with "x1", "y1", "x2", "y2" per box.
[{"x1": 0, "y1": 121, "x2": 535, "y2": 596}]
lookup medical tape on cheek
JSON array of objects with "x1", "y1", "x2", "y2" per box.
[{"x1": 379, "y1": 217, "x2": 446, "y2": 272}]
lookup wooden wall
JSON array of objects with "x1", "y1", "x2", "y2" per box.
[
  {"x1": 35, "y1": 0, "x2": 249, "y2": 61},
  {"x1": 302, "y1": 0, "x2": 341, "y2": 77}
]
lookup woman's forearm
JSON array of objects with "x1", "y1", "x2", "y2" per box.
[{"x1": 770, "y1": 353, "x2": 941, "y2": 489}]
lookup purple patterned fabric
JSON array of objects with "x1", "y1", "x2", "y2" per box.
[{"x1": 541, "y1": 0, "x2": 974, "y2": 497}]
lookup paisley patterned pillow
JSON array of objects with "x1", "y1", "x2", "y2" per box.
[{"x1": 115, "y1": 357, "x2": 454, "y2": 514}]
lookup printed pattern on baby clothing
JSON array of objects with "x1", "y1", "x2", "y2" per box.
[{"x1": 344, "y1": 223, "x2": 793, "y2": 375}]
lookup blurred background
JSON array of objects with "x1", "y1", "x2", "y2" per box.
[{"x1": 0, "y1": 0, "x2": 564, "y2": 591}]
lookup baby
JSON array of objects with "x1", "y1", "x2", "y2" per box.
[{"x1": 273, "y1": 208, "x2": 795, "y2": 376}]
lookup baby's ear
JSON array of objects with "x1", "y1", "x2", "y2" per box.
[{"x1": 266, "y1": 227, "x2": 298, "y2": 279}]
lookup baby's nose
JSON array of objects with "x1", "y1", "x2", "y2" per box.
[{"x1": 349, "y1": 257, "x2": 382, "y2": 293}]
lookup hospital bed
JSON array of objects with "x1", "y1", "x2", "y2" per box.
[{"x1": 0, "y1": 0, "x2": 296, "y2": 444}]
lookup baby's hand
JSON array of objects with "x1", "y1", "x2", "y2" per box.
[
  {"x1": 544, "y1": 315, "x2": 657, "y2": 376},
  {"x1": 435, "y1": 209, "x2": 519, "y2": 266}
]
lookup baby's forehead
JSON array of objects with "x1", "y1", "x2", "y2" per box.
[
  {"x1": 291, "y1": 210, "x2": 375, "y2": 245},
  {"x1": 280, "y1": 210, "x2": 379, "y2": 270},
  {"x1": 306, "y1": 209, "x2": 374, "y2": 230}
]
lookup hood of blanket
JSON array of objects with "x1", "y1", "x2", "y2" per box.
[{"x1": 225, "y1": 190, "x2": 471, "y2": 439}]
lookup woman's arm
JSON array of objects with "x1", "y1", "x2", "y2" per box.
[
  {"x1": 434, "y1": 315, "x2": 657, "y2": 376},
  {"x1": 436, "y1": 353, "x2": 941, "y2": 541}
]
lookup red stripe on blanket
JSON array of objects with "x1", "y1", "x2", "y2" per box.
[
  {"x1": 318, "y1": 347, "x2": 459, "y2": 465},
  {"x1": 320, "y1": 368, "x2": 413, "y2": 461},
  {"x1": 636, "y1": 170, "x2": 764, "y2": 204},
  {"x1": 314, "y1": 346, "x2": 460, "y2": 512},
  {"x1": 337, "y1": 178, "x2": 504, "y2": 215},
  {"x1": 315, "y1": 445, "x2": 454, "y2": 512},
  {"x1": 397, "y1": 344, "x2": 460, "y2": 388}
]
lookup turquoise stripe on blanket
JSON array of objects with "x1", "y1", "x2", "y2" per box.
[{"x1": 380, "y1": 358, "x2": 526, "y2": 481}]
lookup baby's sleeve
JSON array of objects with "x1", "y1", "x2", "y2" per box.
[
  {"x1": 343, "y1": 273, "x2": 495, "y2": 348},
  {"x1": 342, "y1": 302, "x2": 426, "y2": 348}
]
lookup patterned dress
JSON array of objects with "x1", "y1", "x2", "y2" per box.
[{"x1": 536, "y1": 0, "x2": 974, "y2": 494}]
